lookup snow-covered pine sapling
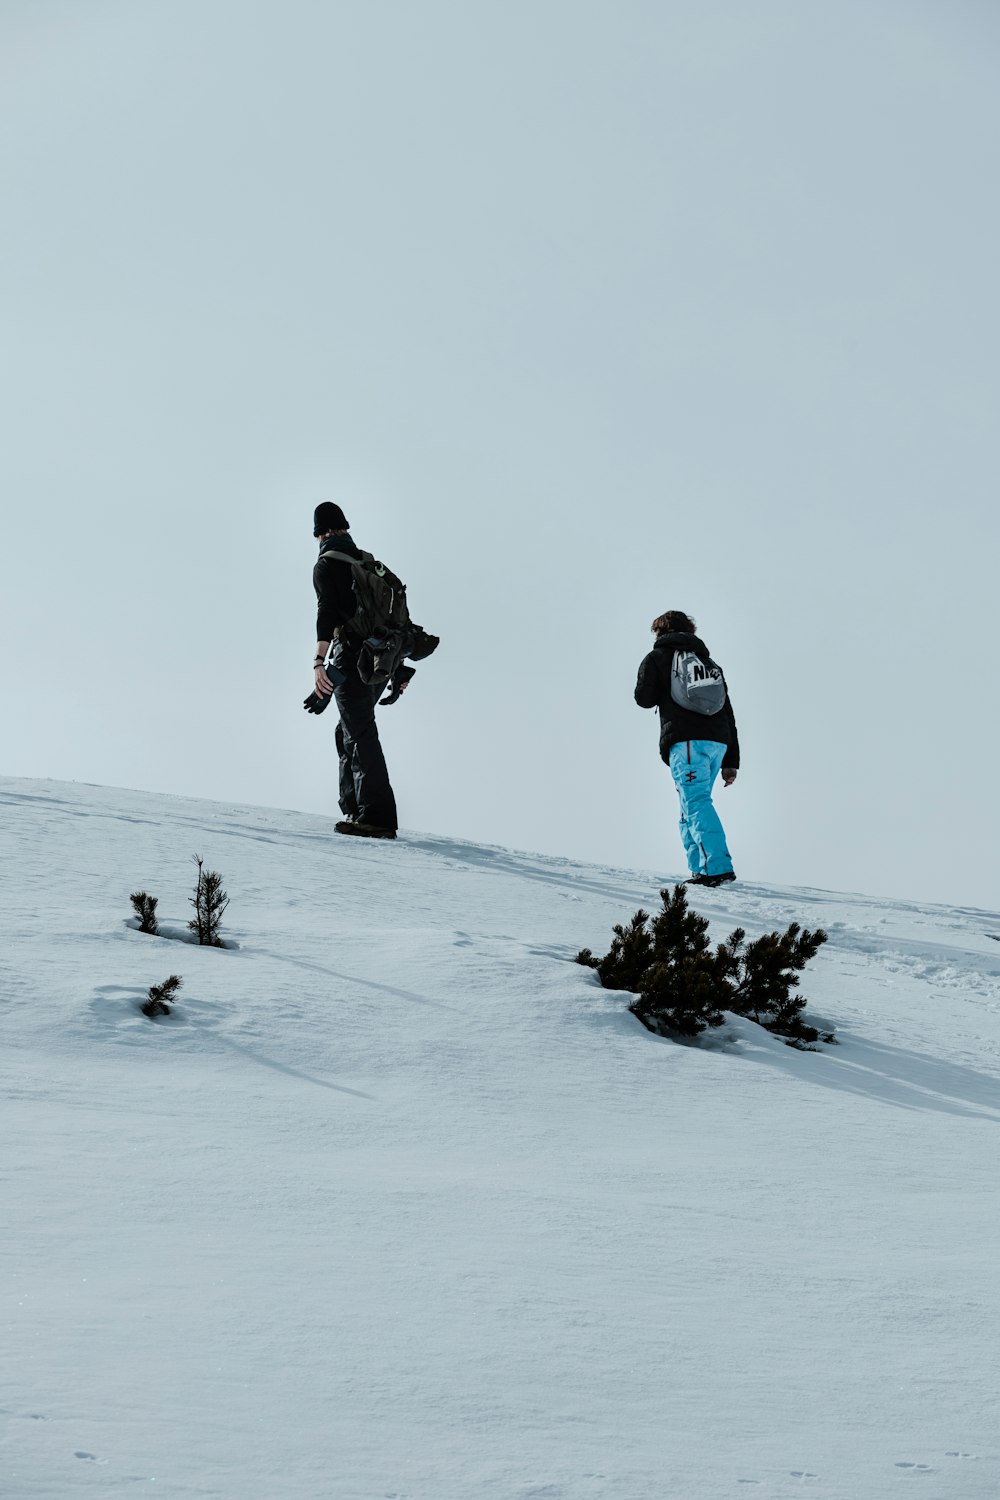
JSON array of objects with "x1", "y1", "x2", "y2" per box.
[
  {"x1": 576, "y1": 909, "x2": 652, "y2": 993},
  {"x1": 130, "y1": 890, "x2": 160, "y2": 935},
  {"x1": 578, "y1": 884, "x2": 833, "y2": 1046},
  {"x1": 578, "y1": 887, "x2": 729, "y2": 1037},
  {"x1": 142, "y1": 974, "x2": 183, "y2": 1018},
  {"x1": 188, "y1": 855, "x2": 229, "y2": 947},
  {"x1": 724, "y1": 924, "x2": 833, "y2": 1048},
  {"x1": 632, "y1": 885, "x2": 731, "y2": 1037}
]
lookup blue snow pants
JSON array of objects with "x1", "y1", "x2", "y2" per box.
[{"x1": 667, "y1": 739, "x2": 734, "y2": 878}]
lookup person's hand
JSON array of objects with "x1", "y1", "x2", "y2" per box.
[
  {"x1": 378, "y1": 664, "x2": 416, "y2": 706},
  {"x1": 722, "y1": 767, "x2": 738, "y2": 787},
  {"x1": 314, "y1": 664, "x2": 335, "y2": 698}
]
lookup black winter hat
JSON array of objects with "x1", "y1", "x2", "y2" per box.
[{"x1": 313, "y1": 502, "x2": 350, "y2": 536}]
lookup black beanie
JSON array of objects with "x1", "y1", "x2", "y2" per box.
[{"x1": 313, "y1": 502, "x2": 350, "y2": 537}]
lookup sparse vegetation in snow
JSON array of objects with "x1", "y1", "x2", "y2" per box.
[
  {"x1": 577, "y1": 883, "x2": 833, "y2": 1048},
  {"x1": 142, "y1": 973, "x2": 183, "y2": 1018},
  {"x1": 129, "y1": 890, "x2": 160, "y2": 935}
]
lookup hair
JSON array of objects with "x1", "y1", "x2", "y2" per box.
[{"x1": 651, "y1": 610, "x2": 696, "y2": 636}]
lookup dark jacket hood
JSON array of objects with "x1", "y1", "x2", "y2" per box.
[{"x1": 652, "y1": 631, "x2": 712, "y2": 660}]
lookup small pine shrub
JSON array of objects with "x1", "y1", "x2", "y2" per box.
[
  {"x1": 130, "y1": 891, "x2": 160, "y2": 935},
  {"x1": 576, "y1": 909, "x2": 653, "y2": 994},
  {"x1": 638, "y1": 884, "x2": 731, "y2": 1036},
  {"x1": 726, "y1": 924, "x2": 833, "y2": 1048},
  {"x1": 578, "y1": 884, "x2": 832, "y2": 1047},
  {"x1": 142, "y1": 974, "x2": 183, "y2": 1018},
  {"x1": 188, "y1": 855, "x2": 229, "y2": 947}
]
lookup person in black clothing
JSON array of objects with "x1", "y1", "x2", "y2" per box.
[
  {"x1": 311, "y1": 502, "x2": 399, "y2": 840},
  {"x1": 634, "y1": 610, "x2": 740, "y2": 886}
]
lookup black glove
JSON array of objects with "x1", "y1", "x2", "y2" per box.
[
  {"x1": 303, "y1": 659, "x2": 346, "y2": 714},
  {"x1": 303, "y1": 691, "x2": 332, "y2": 715},
  {"x1": 379, "y1": 664, "x2": 416, "y2": 706}
]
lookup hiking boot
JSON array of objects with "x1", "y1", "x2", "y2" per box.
[{"x1": 335, "y1": 820, "x2": 397, "y2": 840}]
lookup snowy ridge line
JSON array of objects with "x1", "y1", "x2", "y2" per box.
[{"x1": 5, "y1": 776, "x2": 1000, "y2": 926}]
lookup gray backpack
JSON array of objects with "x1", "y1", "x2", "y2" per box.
[{"x1": 670, "y1": 648, "x2": 727, "y2": 716}]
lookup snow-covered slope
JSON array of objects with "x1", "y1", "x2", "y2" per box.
[{"x1": 3, "y1": 777, "x2": 1000, "y2": 1500}]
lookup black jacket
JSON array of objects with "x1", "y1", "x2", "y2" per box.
[
  {"x1": 634, "y1": 632, "x2": 740, "y2": 768},
  {"x1": 313, "y1": 535, "x2": 363, "y2": 643}
]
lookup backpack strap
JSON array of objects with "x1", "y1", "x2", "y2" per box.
[{"x1": 320, "y1": 548, "x2": 374, "y2": 567}]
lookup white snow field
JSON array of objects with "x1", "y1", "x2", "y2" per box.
[{"x1": 3, "y1": 777, "x2": 1000, "y2": 1500}]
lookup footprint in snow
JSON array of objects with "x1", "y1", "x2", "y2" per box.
[
  {"x1": 895, "y1": 1463, "x2": 935, "y2": 1473},
  {"x1": 73, "y1": 1450, "x2": 108, "y2": 1465}
]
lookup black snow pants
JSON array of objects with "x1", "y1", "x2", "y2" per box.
[{"x1": 332, "y1": 643, "x2": 398, "y2": 832}]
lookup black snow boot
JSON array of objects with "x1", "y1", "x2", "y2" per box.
[{"x1": 335, "y1": 820, "x2": 397, "y2": 841}]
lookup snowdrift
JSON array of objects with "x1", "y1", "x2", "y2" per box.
[{"x1": 3, "y1": 776, "x2": 1000, "y2": 1499}]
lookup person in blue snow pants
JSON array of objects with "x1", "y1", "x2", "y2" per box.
[{"x1": 634, "y1": 609, "x2": 740, "y2": 887}]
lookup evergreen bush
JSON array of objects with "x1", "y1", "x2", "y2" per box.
[
  {"x1": 725, "y1": 923, "x2": 831, "y2": 1046},
  {"x1": 577, "y1": 884, "x2": 832, "y2": 1048},
  {"x1": 188, "y1": 856, "x2": 229, "y2": 947},
  {"x1": 129, "y1": 891, "x2": 160, "y2": 935},
  {"x1": 142, "y1": 974, "x2": 183, "y2": 1018}
]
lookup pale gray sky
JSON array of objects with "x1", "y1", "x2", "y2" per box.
[{"x1": 2, "y1": 0, "x2": 998, "y2": 907}]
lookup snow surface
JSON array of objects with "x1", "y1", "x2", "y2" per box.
[{"x1": 3, "y1": 776, "x2": 1000, "y2": 1500}]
